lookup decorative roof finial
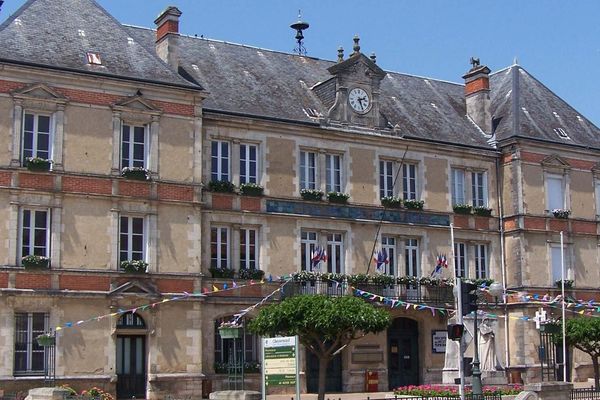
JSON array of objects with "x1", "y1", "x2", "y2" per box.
[
  {"x1": 352, "y1": 35, "x2": 360, "y2": 54},
  {"x1": 470, "y1": 56, "x2": 480, "y2": 69},
  {"x1": 370, "y1": 52, "x2": 376, "y2": 63},
  {"x1": 290, "y1": 10, "x2": 309, "y2": 56},
  {"x1": 337, "y1": 46, "x2": 344, "y2": 62}
]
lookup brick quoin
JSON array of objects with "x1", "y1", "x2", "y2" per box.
[
  {"x1": 566, "y1": 158, "x2": 595, "y2": 170},
  {"x1": 524, "y1": 217, "x2": 546, "y2": 230},
  {"x1": 0, "y1": 171, "x2": 11, "y2": 186},
  {"x1": 19, "y1": 172, "x2": 54, "y2": 191},
  {"x1": 474, "y1": 216, "x2": 490, "y2": 230},
  {"x1": 520, "y1": 152, "x2": 546, "y2": 163},
  {"x1": 549, "y1": 219, "x2": 569, "y2": 232},
  {"x1": 63, "y1": 176, "x2": 112, "y2": 195},
  {"x1": 0, "y1": 273, "x2": 8, "y2": 288},
  {"x1": 157, "y1": 183, "x2": 193, "y2": 201},
  {"x1": 212, "y1": 193, "x2": 234, "y2": 210},
  {"x1": 59, "y1": 275, "x2": 111, "y2": 291},
  {"x1": 157, "y1": 278, "x2": 194, "y2": 294},
  {"x1": 572, "y1": 221, "x2": 597, "y2": 235},
  {"x1": 119, "y1": 180, "x2": 151, "y2": 198},
  {"x1": 0, "y1": 79, "x2": 26, "y2": 93},
  {"x1": 452, "y1": 214, "x2": 470, "y2": 229},
  {"x1": 501, "y1": 153, "x2": 513, "y2": 164},
  {"x1": 240, "y1": 197, "x2": 261, "y2": 212},
  {"x1": 503, "y1": 218, "x2": 518, "y2": 231},
  {"x1": 15, "y1": 273, "x2": 51, "y2": 289}
]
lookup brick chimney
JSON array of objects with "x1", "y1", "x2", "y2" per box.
[
  {"x1": 463, "y1": 58, "x2": 492, "y2": 134},
  {"x1": 154, "y1": 6, "x2": 182, "y2": 69}
]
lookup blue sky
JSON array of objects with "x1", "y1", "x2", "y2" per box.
[{"x1": 2, "y1": 0, "x2": 600, "y2": 126}]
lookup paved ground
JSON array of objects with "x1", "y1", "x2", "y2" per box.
[{"x1": 267, "y1": 392, "x2": 396, "y2": 400}]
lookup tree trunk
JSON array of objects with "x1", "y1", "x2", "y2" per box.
[
  {"x1": 317, "y1": 356, "x2": 329, "y2": 400},
  {"x1": 593, "y1": 356, "x2": 599, "y2": 390}
]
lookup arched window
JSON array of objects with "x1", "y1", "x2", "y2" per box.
[
  {"x1": 214, "y1": 317, "x2": 259, "y2": 373},
  {"x1": 117, "y1": 312, "x2": 146, "y2": 329}
]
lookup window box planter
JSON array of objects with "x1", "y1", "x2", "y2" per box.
[
  {"x1": 21, "y1": 255, "x2": 50, "y2": 269},
  {"x1": 404, "y1": 199, "x2": 424, "y2": 210},
  {"x1": 370, "y1": 274, "x2": 395, "y2": 286},
  {"x1": 291, "y1": 270, "x2": 318, "y2": 283},
  {"x1": 238, "y1": 268, "x2": 265, "y2": 280},
  {"x1": 300, "y1": 189, "x2": 324, "y2": 201},
  {"x1": 327, "y1": 192, "x2": 350, "y2": 204},
  {"x1": 121, "y1": 167, "x2": 150, "y2": 181},
  {"x1": 120, "y1": 260, "x2": 148, "y2": 274},
  {"x1": 453, "y1": 204, "x2": 473, "y2": 215},
  {"x1": 473, "y1": 206, "x2": 492, "y2": 217},
  {"x1": 208, "y1": 180, "x2": 235, "y2": 193},
  {"x1": 381, "y1": 196, "x2": 402, "y2": 209},
  {"x1": 36, "y1": 333, "x2": 55, "y2": 347},
  {"x1": 25, "y1": 157, "x2": 52, "y2": 172},
  {"x1": 209, "y1": 267, "x2": 235, "y2": 279},
  {"x1": 347, "y1": 274, "x2": 369, "y2": 286},
  {"x1": 555, "y1": 279, "x2": 573, "y2": 289},
  {"x1": 218, "y1": 324, "x2": 242, "y2": 339},
  {"x1": 239, "y1": 183, "x2": 264, "y2": 196},
  {"x1": 552, "y1": 209, "x2": 571, "y2": 219}
]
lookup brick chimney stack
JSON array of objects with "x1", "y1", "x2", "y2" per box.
[
  {"x1": 463, "y1": 57, "x2": 492, "y2": 134},
  {"x1": 154, "y1": 6, "x2": 182, "y2": 69}
]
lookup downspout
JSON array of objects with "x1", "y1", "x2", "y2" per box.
[{"x1": 496, "y1": 155, "x2": 510, "y2": 369}]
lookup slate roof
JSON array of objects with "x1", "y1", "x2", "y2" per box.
[{"x1": 0, "y1": 0, "x2": 198, "y2": 89}]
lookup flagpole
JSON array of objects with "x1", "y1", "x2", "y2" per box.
[
  {"x1": 451, "y1": 223, "x2": 465, "y2": 400},
  {"x1": 560, "y1": 231, "x2": 567, "y2": 382}
]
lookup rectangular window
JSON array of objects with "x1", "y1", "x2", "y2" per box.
[
  {"x1": 475, "y1": 244, "x2": 488, "y2": 279},
  {"x1": 381, "y1": 236, "x2": 396, "y2": 276},
  {"x1": 546, "y1": 174, "x2": 565, "y2": 211},
  {"x1": 451, "y1": 168, "x2": 466, "y2": 205},
  {"x1": 20, "y1": 209, "x2": 50, "y2": 260},
  {"x1": 326, "y1": 233, "x2": 344, "y2": 274},
  {"x1": 403, "y1": 164, "x2": 417, "y2": 200},
  {"x1": 596, "y1": 182, "x2": 600, "y2": 216},
  {"x1": 300, "y1": 231, "x2": 318, "y2": 271},
  {"x1": 14, "y1": 313, "x2": 48, "y2": 375},
  {"x1": 121, "y1": 124, "x2": 147, "y2": 169},
  {"x1": 405, "y1": 239, "x2": 419, "y2": 276},
  {"x1": 551, "y1": 245, "x2": 569, "y2": 283},
  {"x1": 211, "y1": 227, "x2": 230, "y2": 269},
  {"x1": 325, "y1": 154, "x2": 342, "y2": 193},
  {"x1": 472, "y1": 172, "x2": 487, "y2": 207},
  {"x1": 379, "y1": 160, "x2": 394, "y2": 199},
  {"x1": 211, "y1": 141, "x2": 230, "y2": 182},
  {"x1": 454, "y1": 242, "x2": 467, "y2": 278},
  {"x1": 239, "y1": 144, "x2": 258, "y2": 185},
  {"x1": 22, "y1": 113, "x2": 51, "y2": 164},
  {"x1": 119, "y1": 216, "x2": 145, "y2": 263},
  {"x1": 300, "y1": 151, "x2": 317, "y2": 190},
  {"x1": 240, "y1": 228, "x2": 258, "y2": 270}
]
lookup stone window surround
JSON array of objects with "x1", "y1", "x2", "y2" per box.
[
  {"x1": 298, "y1": 147, "x2": 346, "y2": 195},
  {"x1": 548, "y1": 240, "x2": 573, "y2": 285},
  {"x1": 209, "y1": 223, "x2": 262, "y2": 272},
  {"x1": 379, "y1": 233, "x2": 423, "y2": 277},
  {"x1": 450, "y1": 165, "x2": 489, "y2": 207},
  {"x1": 207, "y1": 135, "x2": 263, "y2": 186},
  {"x1": 542, "y1": 155, "x2": 570, "y2": 214},
  {"x1": 378, "y1": 157, "x2": 421, "y2": 200},
  {"x1": 453, "y1": 239, "x2": 492, "y2": 280},
  {"x1": 298, "y1": 228, "x2": 346, "y2": 274}
]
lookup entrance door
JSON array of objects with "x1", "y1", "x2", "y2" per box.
[
  {"x1": 306, "y1": 350, "x2": 342, "y2": 393},
  {"x1": 388, "y1": 317, "x2": 419, "y2": 389},
  {"x1": 116, "y1": 335, "x2": 146, "y2": 399}
]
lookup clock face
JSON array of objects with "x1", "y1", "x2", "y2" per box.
[{"x1": 348, "y1": 87, "x2": 371, "y2": 113}]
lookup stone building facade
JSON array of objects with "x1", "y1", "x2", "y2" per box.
[{"x1": 0, "y1": 0, "x2": 599, "y2": 398}]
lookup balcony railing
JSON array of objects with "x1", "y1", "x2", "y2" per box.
[{"x1": 281, "y1": 278, "x2": 454, "y2": 306}]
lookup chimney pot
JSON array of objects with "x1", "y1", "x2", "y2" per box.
[{"x1": 154, "y1": 6, "x2": 182, "y2": 42}]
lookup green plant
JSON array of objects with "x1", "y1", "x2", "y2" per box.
[
  {"x1": 370, "y1": 274, "x2": 395, "y2": 285},
  {"x1": 552, "y1": 208, "x2": 571, "y2": 219},
  {"x1": 300, "y1": 188, "x2": 324, "y2": 201},
  {"x1": 209, "y1": 266, "x2": 235, "y2": 278},
  {"x1": 238, "y1": 268, "x2": 265, "y2": 280},
  {"x1": 420, "y1": 277, "x2": 452, "y2": 287},
  {"x1": 555, "y1": 279, "x2": 574, "y2": 288},
  {"x1": 35, "y1": 333, "x2": 55, "y2": 347},
  {"x1": 21, "y1": 255, "x2": 50, "y2": 269},
  {"x1": 121, "y1": 166, "x2": 150, "y2": 181},
  {"x1": 321, "y1": 272, "x2": 346, "y2": 283},
  {"x1": 404, "y1": 199, "x2": 424, "y2": 210},
  {"x1": 326, "y1": 191, "x2": 350, "y2": 204},
  {"x1": 208, "y1": 180, "x2": 236, "y2": 193},
  {"x1": 25, "y1": 157, "x2": 51, "y2": 171},
  {"x1": 239, "y1": 182, "x2": 264, "y2": 196},
  {"x1": 453, "y1": 204, "x2": 472, "y2": 214},
  {"x1": 397, "y1": 275, "x2": 418, "y2": 285},
  {"x1": 120, "y1": 260, "x2": 148, "y2": 273},
  {"x1": 465, "y1": 278, "x2": 494, "y2": 288},
  {"x1": 381, "y1": 196, "x2": 402, "y2": 208},
  {"x1": 292, "y1": 270, "x2": 319, "y2": 282},
  {"x1": 473, "y1": 206, "x2": 492, "y2": 217},
  {"x1": 347, "y1": 273, "x2": 369, "y2": 285}
]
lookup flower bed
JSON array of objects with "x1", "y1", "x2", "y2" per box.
[
  {"x1": 394, "y1": 384, "x2": 523, "y2": 397},
  {"x1": 327, "y1": 191, "x2": 350, "y2": 204},
  {"x1": 22, "y1": 255, "x2": 50, "y2": 269},
  {"x1": 238, "y1": 268, "x2": 265, "y2": 280},
  {"x1": 208, "y1": 180, "x2": 236, "y2": 193},
  {"x1": 300, "y1": 189, "x2": 324, "y2": 201},
  {"x1": 453, "y1": 204, "x2": 473, "y2": 214},
  {"x1": 404, "y1": 199, "x2": 424, "y2": 210},
  {"x1": 381, "y1": 196, "x2": 402, "y2": 209},
  {"x1": 239, "y1": 183, "x2": 264, "y2": 196},
  {"x1": 120, "y1": 260, "x2": 148, "y2": 273},
  {"x1": 473, "y1": 206, "x2": 493, "y2": 217},
  {"x1": 25, "y1": 157, "x2": 52, "y2": 171},
  {"x1": 210, "y1": 267, "x2": 235, "y2": 279},
  {"x1": 121, "y1": 166, "x2": 150, "y2": 181}
]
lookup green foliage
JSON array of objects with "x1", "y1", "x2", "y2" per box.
[
  {"x1": 473, "y1": 206, "x2": 493, "y2": 217},
  {"x1": 25, "y1": 157, "x2": 52, "y2": 171},
  {"x1": 120, "y1": 260, "x2": 148, "y2": 273},
  {"x1": 208, "y1": 180, "x2": 236, "y2": 193},
  {"x1": 300, "y1": 189, "x2": 324, "y2": 201},
  {"x1": 239, "y1": 183, "x2": 264, "y2": 196},
  {"x1": 555, "y1": 279, "x2": 574, "y2": 288},
  {"x1": 381, "y1": 196, "x2": 402, "y2": 209},
  {"x1": 404, "y1": 199, "x2": 424, "y2": 210},
  {"x1": 561, "y1": 318, "x2": 600, "y2": 357},
  {"x1": 121, "y1": 166, "x2": 150, "y2": 181},
  {"x1": 326, "y1": 191, "x2": 350, "y2": 204},
  {"x1": 21, "y1": 255, "x2": 50, "y2": 269},
  {"x1": 209, "y1": 267, "x2": 235, "y2": 278},
  {"x1": 238, "y1": 268, "x2": 265, "y2": 280},
  {"x1": 346, "y1": 273, "x2": 369, "y2": 285},
  {"x1": 453, "y1": 204, "x2": 472, "y2": 214}
]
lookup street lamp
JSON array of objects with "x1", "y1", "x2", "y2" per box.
[{"x1": 488, "y1": 282, "x2": 504, "y2": 303}]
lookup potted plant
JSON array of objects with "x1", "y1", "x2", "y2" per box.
[
  {"x1": 300, "y1": 188, "x2": 324, "y2": 201},
  {"x1": 370, "y1": 274, "x2": 395, "y2": 286},
  {"x1": 321, "y1": 272, "x2": 346, "y2": 283},
  {"x1": 292, "y1": 270, "x2": 319, "y2": 283},
  {"x1": 555, "y1": 279, "x2": 574, "y2": 289},
  {"x1": 25, "y1": 157, "x2": 52, "y2": 172},
  {"x1": 120, "y1": 260, "x2": 148, "y2": 273},
  {"x1": 397, "y1": 275, "x2": 418, "y2": 286},
  {"x1": 238, "y1": 268, "x2": 265, "y2": 280},
  {"x1": 208, "y1": 180, "x2": 236, "y2": 193},
  {"x1": 381, "y1": 196, "x2": 402, "y2": 209},
  {"x1": 36, "y1": 333, "x2": 55, "y2": 347},
  {"x1": 244, "y1": 361, "x2": 261, "y2": 373},
  {"x1": 404, "y1": 199, "x2": 424, "y2": 210},
  {"x1": 552, "y1": 209, "x2": 571, "y2": 219},
  {"x1": 473, "y1": 206, "x2": 493, "y2": 217},
  {"x1": 327, "y1": 191, "x2": 350, "y2": 204},
  {"x1": 121, "y1": 166, "x2": 150, "y2": 181},
  {"x1": 21, "y1": 255, "x2": 50, "y2": 269},
  {"x1": 453, "y1": 204, "x2": 473, "y2": 214},
  {"x1": 239, "y1": 182, "x2": 264, "y2": 196},
  {"x1": 218, "y1": 321, "x2": 242, "y2": 339},
  {"x1": 209, "y1": 266, "x2": 235, "y2": 279},
  {"x1": 347, "y1": 273, "x2": 369, "y2": 286}
]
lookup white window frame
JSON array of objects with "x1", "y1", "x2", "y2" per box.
[
  {"x1": 451, "y1": 168, "x2": 466, "y2": 206},
  {"x1": 119, "y1": 215, "x2": 146, "y2": 264},
  {"x1": 240, "y1": 228, "x2": 259, "y2": 270},
  {"x1": 299, "y1": 150, "x2": 317, "y2": 190},
  {"x1": 404, "y1": 238, "x2": 420, "y2": 277},
  {"x1": 120, "y1": 123, "x2": 148, "y2": 169},
  {"x1": 325, "y1": 154, "x2": 342, "y2": 193},
  {"x1": 402, "y1": 164, "x2": 418, "y2": 201},
  {"x1": 550, "y1": 244, "x2": 570, "y2": 284},
  {"x1": 300, "y1": 230, "x2": 318, "y2": 271},
  {"x1": 211, "y1": 141, "x2": 230, "y2": 182},
  {"x1": 380, "y1": 236, "x2": 396, "y2": 276},
  {"x1": 326, "y1": 233, "x2": 344, "y2": 274},
  {"x1": 546, "y1": 173, "x2": 566, "y2": 211},
  {"x1": 14, "y1": 312, "x2": 48, "y2": 375},
  {"x1": 211, "y1": 226, "x2": 230, "y2": 269},
  {"x1": 596, "y1": 181, "x2": 600, "y2": 217},
  {"x1": 475, "y1": 243, "x2": 488, "y2": 279},
  {"x1": 239, "y1": 143, "x2": 258, "y2": 185},
  {"x1": 471, "y1": 171, "x2": 488, "y2": 207},
  {"x1": 379, "y1": 160, "x2": 394, "y2": 199},
  {"x1": 19, "y1": 208, "x2": 51, "y2": 262},
  {"x1": 21, "y1": 112, "x2": 53, "y2": 165},
  {"x1": 454, "y1": 242, "x2": 467, "y2": 278}
]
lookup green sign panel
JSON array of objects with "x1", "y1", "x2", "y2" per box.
[
  {"x1": 263, "y1": 337, "x2": 297, "y2": 387},
  {"x1": 265, "y1": 374, "x2": 296, "y2": 386}
]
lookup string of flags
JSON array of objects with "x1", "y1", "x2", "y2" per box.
[{"x1": 230, "y1": 280, "x2": 293, "y2": 325}]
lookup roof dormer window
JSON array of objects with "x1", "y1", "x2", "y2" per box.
[
  {"x1": 86, "y1": 52, "x2": 102, "y2": 65},
  {"x1": 553, "y1": 127, "x2": 570, "y2": 140}
]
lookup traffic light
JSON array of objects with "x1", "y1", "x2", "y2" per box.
[
  {"x1": 461, "y1": 281, "x2": 478, "y2": 316},
  {"x1": 447, "y1": 324, "x2": 464, "y2": 340}
]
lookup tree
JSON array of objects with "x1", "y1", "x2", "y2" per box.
[
  {"x1": 557, "y1": 318, "x2": 600, "y2": 387},
  {"x1": 248, "y1": 295, "x2": 390, "y2": 400}
]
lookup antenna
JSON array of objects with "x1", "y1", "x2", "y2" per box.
[{"x1": 290, "y1": 10, "x2": 309, "y2": 56}]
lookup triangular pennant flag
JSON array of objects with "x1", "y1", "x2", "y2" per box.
[
  {"x1": 65, "y1": 322, "x2": 73, "y2": 327},
  {"x1": 431, "y1": 308, "x2": 436, "y2": 316},
  {"x1": 223, "y1": 283, "x2": 228, "y2": 290},
  {"x1": 212, "y1": 285, "x2": 219, "y2": 292},
  {"x1": 56, "y1": 326, "x2": 62, "y2": 331},
  {"x1": 202, "y1": 287, "x2": 209, "y2": 294},
  {"x1": 579, "y1": 310, "x2": 585, "y2": 315}
]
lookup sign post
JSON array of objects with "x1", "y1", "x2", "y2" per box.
[{"x1": 262, "y1": 336, "x2": 300, "y2": 400}]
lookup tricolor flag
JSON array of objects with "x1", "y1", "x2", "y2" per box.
[
  {"x1": 430, "y1": 254, "x2": 448, "y2": 278},
  {"x1": 373, "y1": 249, "x2": 389, "y2": 273},
  {"x1": 311, "y1": 247, "x2": 328, "y2": 271}
]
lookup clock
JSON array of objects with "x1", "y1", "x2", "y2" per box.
[{"x1": 348, "y1": 87, "x2": 371, "y2": 113}]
